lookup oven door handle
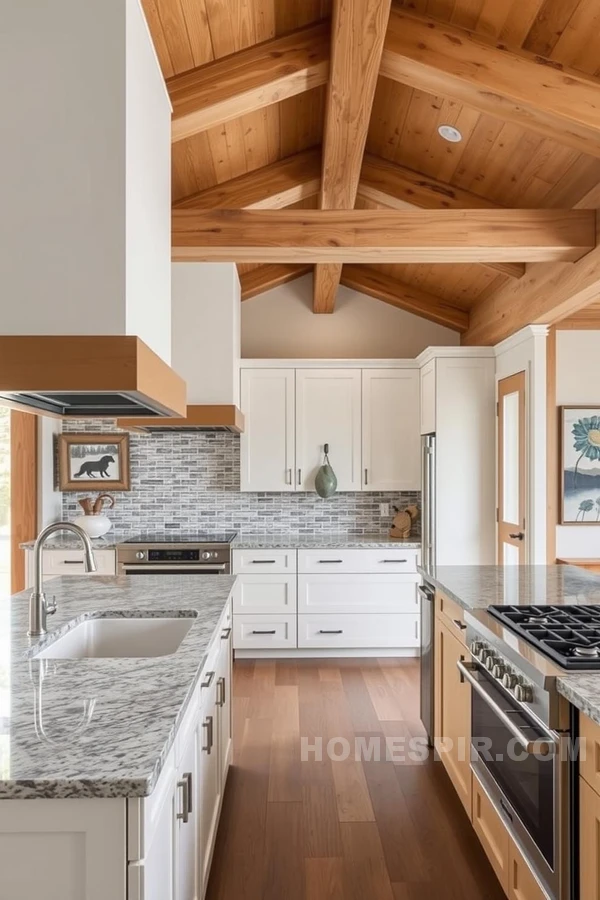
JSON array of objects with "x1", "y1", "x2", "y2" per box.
[
  {"x1": 121, "y1": 564, "x2": 227, "y2": 573},
  {"x1": 456, "y1": 660, "x2": 555, "y2": 757}
]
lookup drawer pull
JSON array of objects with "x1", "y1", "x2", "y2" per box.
[
  {"x1": 251, "y1": 629, "x2": 276, "y2": 635},
  {"x1": 62, "y1": 560, "x2": 84, "y2": 565},
  {"x1": 381, "y1": 559, "x2": 407, "y2": 563},
  {"x1": 221, "y1": 627, "x2": 232, "y2": 639},
  {"x1": 318, "y1": 559, "x2": 343, "y2": 564},
  {"x1": 176, "y1": 772, "x2": 192, "y2": 823},
  {"x1": 364, "y1": 468, "x2": 368, "y2": 485},
  {"x1": 216, "y1": 676, "x2": 226, "y2": 707},
  {"x1": 202, "y1": 716, "x2": 214, "y2": 754},
  {"x1": 452, "y1": 619, "x2": 467, "y2": 631},
  {"x1": 201, "y1": 670, "x2": 215, "y2": 688},
  {"x1": 251, "y1": 559, "x2": 276, "y2": 564},
  {"x1": 318, "y1": 629, "x2": 343, "y2": 634}
]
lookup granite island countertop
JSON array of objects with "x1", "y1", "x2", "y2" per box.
[
  {"x1": 0, "y1": 574, "x2": 235, "y2": 800},
  {"x1": 22, "y1": 533, "x2": 421, "y2": 551},
  {"x1": 19, "y1": 534, "x2": 123, "y2": 550}
]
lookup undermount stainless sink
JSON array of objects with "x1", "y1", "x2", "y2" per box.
[{"x1": 34, "y1": 616, "x2": 194, "y2": 659}]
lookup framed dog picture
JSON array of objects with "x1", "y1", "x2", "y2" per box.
[{"x1": 58, "y1": 434, "x2": 130, "y2": 491}]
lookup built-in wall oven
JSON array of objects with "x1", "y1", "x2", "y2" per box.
[
  {"x1": 116, "y1": 534, "x2": 234, "y2": 576},
  {"x1": 462, "y1": 609, "x2": 575, "y2": 900}
]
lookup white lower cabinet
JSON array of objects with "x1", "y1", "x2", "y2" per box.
[
  {"x1": 298, "y1": 574, "x2": 419, "y2": 614},
  {"x1": 233, "y1": 613, "x2": 297, "y2": 649},
  {"x1": 297, "y1": 613, "x2": 419, "y2": 648},
  {"x1": 25, "y1": 548, "x2": 117, "y2": 587},
  {"x1": 233, "y1": 574, "x2": 297, "y2": 614}
]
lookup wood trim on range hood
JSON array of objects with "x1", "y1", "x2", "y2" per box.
[
  {"x1": 117, "y1": 404, "x2": 245, "y2": 433},
  {"x1": 0, "y1": 336, "x2": 187, "y2": 418}
]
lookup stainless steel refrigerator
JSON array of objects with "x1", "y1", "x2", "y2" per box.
[{"x1": 420, "y1": 433, "x2": 436, "y2": 744}]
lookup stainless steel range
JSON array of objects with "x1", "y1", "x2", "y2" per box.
[
  {"x1": 463, "y1": 605, "x2": 580, "y2": 900},
  {"x1": 116, "y1": 533, "x2": 236, "y2": 575}
]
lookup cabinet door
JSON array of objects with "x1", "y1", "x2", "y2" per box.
[
  {"x1": 197, "y1": 680, "x2": 221, "y2": 894},
  {"x1": 434, "y1": 616, "x2": 472, "y2": 815},
  {"x1": 216, "y1": 624, "x2": 233, "y2": 790},
  {"x1": 177, "y1": 723, "x2": 199, "y2": 900},
  {"x1": 296, "y1": 369, "x2": 361, "y2": 491},
  {"x1": 508, "y1": 835, "x2": 549, "y2": 900},
  {"x1": 362, "y1": 369, "x2": 419, "y2": 491},
  {"x1": 472, "y1": 773, "x2": 509, "y2": 893},
  {"x1": 240, "y1": 369, "x2": 295, "y2": 492},
  {"x1": 420, "y1": 360, "x2": 436, "y2": 434},
  {"x1": 580, "y1": 777, "x2": 600, "y2": 900},
  {"x1": 134, "y1": 785, "x2": 178, "y2": 900}
]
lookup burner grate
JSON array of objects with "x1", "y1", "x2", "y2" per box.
[{"x1": 488, "y1": 604, "x2": 600, "y2": 669}]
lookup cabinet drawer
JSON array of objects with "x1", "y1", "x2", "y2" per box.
[
  {"x1": 233, "y1": 614, "x2": 297, "y2": 649},
  {"x1": 297, "y1": 613, "x2": 419, "y2": 648},
  {"x1": 436, "y1": 589, "x2": 467, "y2": 645},
  {"x1": 298, "y1": 548, "x2": 419, "y2": 574},
  {"x1": 509, "y1": 834, "x2": 550, "y2": 900},
  {"x1": 472, "y1": 772, "x2": 509, "y2": 893},
  {"x1": 43, "y1": 549, "x2": 116, "y2": 576},
  {"x1": 580, "y1": 713, "x2": 600, "y2": 796},
  {"x1": 233, "y1": 548, "x2": 296, "y2": 574},
  {"x1": 298, "y1": 574, "x2": 418, "y2": 614},
  {"x1": 233, "y1": 575, "x2": 297, "y2": 614}
]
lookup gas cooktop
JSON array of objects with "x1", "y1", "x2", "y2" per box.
[
  {"x1": 121, "y1": 533, "x2": 237, "y2": 545},
  {"x1": 488, "y1": 604, "x2": 600, "y2": 670}
]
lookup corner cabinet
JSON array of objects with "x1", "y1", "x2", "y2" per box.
[{"x1": 240, "y1": 363, "x2": 419, "y2": 493}]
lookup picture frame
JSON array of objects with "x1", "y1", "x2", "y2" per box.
[
  {"x1": 58, "y1": 433, "x2": 130, "y2": 492},
  {"x1": 560, "y1": 406, "x2": 600, "y2": 524}
]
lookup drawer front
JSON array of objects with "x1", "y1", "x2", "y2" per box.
[
  {"x1": 233, "y1": 614, "x2": 297, "y2": 649},
  {"x1": 298, "y1": 574, "x2": 418, "y2": 614},
  {"x1": 233, "y1": 548, "x2": 296, "y2": 574},
  {"x1": 298, "y1": 548, "x2": 419, "y2": 574},
  {"x1": 580, "y1": 713, "x2": 600, "y2": 796},
  {"x1": 43, "y1": 549, "x2": 116, "y2": 576},
  {"x1": 233, "y1": 575, "x2": 297, "y2": 614},
  {"x1": 297, "y1": 613, "x2": 419, "y2": 648},
  {"x1": 436, "y1": 589, "x2": 467, "y2": 645}
]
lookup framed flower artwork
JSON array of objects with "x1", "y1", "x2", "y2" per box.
[{"x1": 560, "y1": 407, "x2": 600, "y2": 524}]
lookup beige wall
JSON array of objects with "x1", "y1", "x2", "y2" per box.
[{"x1": 241, "y1": 275, "x2": 460, "y2": 359}]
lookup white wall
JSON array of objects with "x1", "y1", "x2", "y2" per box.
[
  {"x1": 38, "y1": 418, "x2": 62, "y2": 528},
  {"x1": 241, "y1": 276, "x2": 460, "y2": 359},
  {"x1": 495, "y1": 326, "x2": 548, "y2": 564},
  {"x1": 172, "y1": 263, "x2": 241, "y2": 404},
  {"x1": 556, "y1": 330, "x2": 600, "y2": 557}
]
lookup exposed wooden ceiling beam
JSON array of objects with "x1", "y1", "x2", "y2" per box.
[
  {"x1": 314, "y1": 0, "x2": 392, "y2": 314},
  {"x1": 464, "y1": 212, "x2": 600, "y2": 345},
  {"x1": 239, "y1": 264, "x2": 312, "y2": 300},
  {"x1": 341, "y1": 265, "x2": 469, "y2": 332},
  {"x1": 172, "y1": 209, "x2": 596, "y2": 264},
  {"x1": 358, "y1": 155, "x2": 525, "y2": 280},
  {"x1": 380, "y1": 9, "x2": 600, "y2": 159},
  {"x1": 174, "y1": 150, "x2": 321, "y2": 210},
  {"x1": 168, "y1": 24, "x2": 330, "y2": 143}
]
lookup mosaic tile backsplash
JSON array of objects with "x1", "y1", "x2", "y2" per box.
[{"x1": 61, "y1": 420, "x2": 420, "y2": 536}]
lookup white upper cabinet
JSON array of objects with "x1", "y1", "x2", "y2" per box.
[
  {"x1": 420, "y1": 359, "x2": 436, "y2": 434},
  {"x1": 240, "y1": 369, "x2": 295, "y2": 492},
  {"x1": 296, "y1": 369, "x2": 362, "y2": 492},
  {"x1": 362, "y1": 369, "x2": 419, "y2": 491}
]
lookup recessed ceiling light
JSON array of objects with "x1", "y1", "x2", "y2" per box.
[{"x1": 438, "y1": 124, "x2": 462, "y2": 143}]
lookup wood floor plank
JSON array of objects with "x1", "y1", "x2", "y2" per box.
[
  {"x1": 319, "y1": 666, "x2": 343, "y2": 683},
  {"x1": 331, "y1": 757, "x2": 376, "y2": 823},
  {"x1": 340, "y1": 822, "x2": 395, "y2": 900},
  {"x1": 379, "y1": 660, "x2": 421, "y2": 721},
  {"x1": 263, "y1": 801, "x2": 306, "y2": 900},
  {"x1": 339, "y1": 665, "x2": 382, "y2": 732},
  {"x1": 302, "y1": 783, "x2": 343, "y2": 857},
  {"x1": 363, "y1": 664, "x2": 407, "y2": 721},
  {"x1": 232, "y1": 659, "x2": 255, "y2": 697},
  {"x1": 248, "y1": 659, "x2": 276, "y2": 718},
  {"x1": 305, "y1": 858, "x2": 345, "y2": 900},
  {"x1": 275, "y1": 660, "x2": 298, "y2": 685}
]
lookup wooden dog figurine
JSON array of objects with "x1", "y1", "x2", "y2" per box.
[{"x1": 389, "y1": 505, "x2": 418, "y2": 539}]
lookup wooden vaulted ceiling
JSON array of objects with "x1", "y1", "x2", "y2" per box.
[{"x1": 143, "y1": 0, "x2": 600, "y2": 344}]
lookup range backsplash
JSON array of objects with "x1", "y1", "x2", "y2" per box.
[{"x1": 61, "y1": 420, "x2": 420, "y2": 536}]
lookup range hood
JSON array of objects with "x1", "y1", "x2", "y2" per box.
[
  {"x1": 0, "y1": 337, "x2": 187, "y2": 418},
  {"x1": 117, "y1": 404, "x2": 244, "y2": 433}
]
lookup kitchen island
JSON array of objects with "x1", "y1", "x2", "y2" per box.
[{"x1": 0, "y1": 573, "x2": 235, "y2": 899}]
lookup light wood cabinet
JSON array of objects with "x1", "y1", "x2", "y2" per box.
[
  {"x1": 296, "y1": 368, "x2": 362, "y2": 492},
  {"x1": 472, "y1": 773, "x2": 509, "y2": 893},
  {"x1": 434, "y1": 614, "x2": 472, "y2": 816},
  {"x1": 581, "y1": 775, "x2": 600, "y2": 900},
  {"x1": 362, "y1": 368, "x2": 419, "y2": 490},
  {"x1": 240, "y1": 368, "x2": 295, "y2": 492},
  {"x1": 508, "y1": 837, "x2": 549, "y2": 900}
]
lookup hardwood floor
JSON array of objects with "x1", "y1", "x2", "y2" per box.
[{"x1": 206, "y1": 658, "x2": 506, "y2": 900}]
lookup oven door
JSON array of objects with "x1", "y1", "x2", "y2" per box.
[
  {"x1": 120, "y1": 563, "x2": 228, "y2": 575},
  {"x1": 458, "y1": 660, "x2": 566, "y2": 900}
]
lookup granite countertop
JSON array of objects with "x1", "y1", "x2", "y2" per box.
[
  {"x1": 19, "y1": 535, "x2": 122, "y2": 550},
  {"x1": 0, "y1": 574, "x2": 235, "y2": 800},
  {"x1": 233, "y1": 534, "x2": 421, "y2": 550}
]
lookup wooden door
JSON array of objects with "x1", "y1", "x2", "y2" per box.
[
  {"x1": 508, "y1": 835, "x2": 548, "y2": 900},
  {"x1": 580, "y1": 777, "x2": 600, "y2": 900},
  {"x1": 240, "y1": 369, "x2": 295, "y2": 492},
  {"x1": 498, "y1": 372, "x2": 527, "y2": 565},
  {"x1": 362, "y1": 368, "x2": 419, "y2": 491},
  {"x1": 434, "y1": 616, "x2": 472, "y2": 816},
  {"x1": 295, "y1": 369, "x2": 362, "y2": 491},
  {"x1": 8, "y1": 410, "x2": 38, "y2": 593},
  {"x1": 472, "y1": 774, "x2": 510, "y2": 893}
]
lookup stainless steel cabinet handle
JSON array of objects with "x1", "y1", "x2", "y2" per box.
[
  {"x1": 202, "y1": 716, "x2": 214, "y2": 754},
  {"x1": 62, "y1": 560, "x2": 84, "y2": 565},
  {"x1": 298, "y1": 468, "x2": 302, "y2": 485},
  {"x1": 364, "y1": 468, "x2": 368, "y2": 485},
  {"x1": 201, "y1": 670, "x2": 215, "y2": 688},
  {"x1": 452, "y1": 619, "x2": 467, "y2": 631},
  {"x1": 382, "y1": 559, "x2": 407, "y2": 563},
  {"x1": 286, "y1": 468, "x2": 292, "y2": 485},
  {"x1": 221, "y1": 627, "x2": 232, "y2": 640},
  {"x1": 216, "y1": 676, "x2": 225, "y2": 707},
  {"x1": 456, "y1": 660, "x2": 555, "y2": 756},
  {"x1": 318, "y1": 559, "x2": 343, "y2": 564},
  {"x1": 318, "y1": 629, "x2": 343, "y2": 634},
  {"x1": 251, "y1": 629, "x2": 276, "y2": 635},
  {"x1": 176, "y1": 772, "x2": 192, "y2": 823},
  {"x1": 251, "y1": 559, "x2": 276, "y2": 564}
]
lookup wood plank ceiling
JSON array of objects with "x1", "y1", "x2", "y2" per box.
[{"x1": 143, "y1": 0, "x2": 600, "y2": 340}]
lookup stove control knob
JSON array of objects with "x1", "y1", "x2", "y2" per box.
[
  {"x1": 492, "y1": 664, "x2": 506, "y2": 679},
  {"x1": 470, "y1": 641, "x2": 484, "y2": 657},
  {"x1": 136, "y1": 551, "x2": 145, "y2": 560},
  {"x1": 202, "y1": 551, "x2": 211, "y2": 560},
  {"x1": 515, "y1": 683, "x2": 533, "y2": 703},
  {"x1": 502, "y1": 673, "x2": 518, "y2": 690},
  {"x1": 476, "y1": 646, "x2": 489, "y2": 663},
  {"x1": 484, "y1": 654, "x2": 497, "y2": 671}
]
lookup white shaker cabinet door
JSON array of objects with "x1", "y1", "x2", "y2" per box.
[
  {"x1": 295, "y1": 369, "x2": 362, "y2": 492},
  {"x1": 362, "y1": 368, "x2": 420, "y2": 491},
  {"x1": 240, "y1": 368, "x2": 295, "y2": 492}
]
